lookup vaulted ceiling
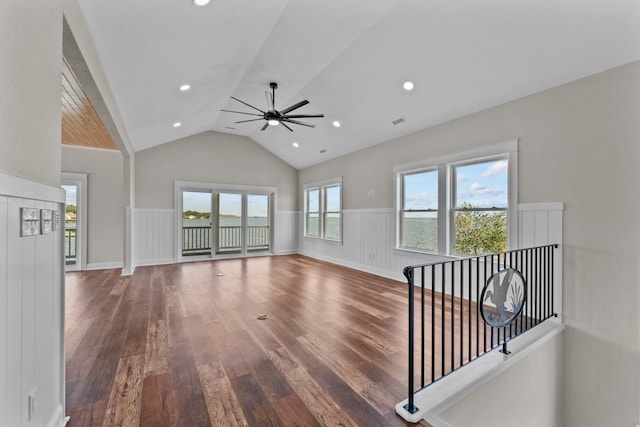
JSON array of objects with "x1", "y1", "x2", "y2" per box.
[{"x1": 76, "y1": 0, "x2": 640, "y2": 169}]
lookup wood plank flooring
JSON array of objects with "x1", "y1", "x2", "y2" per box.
[{"x1": 65, "y1": 255, "x2": 430, "y2": 426}]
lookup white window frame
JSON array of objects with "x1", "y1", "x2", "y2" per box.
[
  {"x1": 174, "y1": 181, "x2": 277, "y2": 261},
  {"x1": 398, "y1": 168, "x2": 439, "y2": 252},
  {"x1": 304, "y1": 177, "x2": 343, "y2": 243},
  {"x1": 61, "y1": 172, "x2": 88, "y2": 271},
  {"x1": 394, "y1": 139, "x2": 518, "y2": 256}
]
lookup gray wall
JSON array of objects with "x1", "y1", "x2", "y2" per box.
[
  {"x1": 0, "y1": 0, "x2": 63, "y2": 186},
  {"x1": 299, "y1": 61, "x2": 640, "y2": 426},
  {"x1": 135, "y1": 131, "x2": 298, "y2": 211},
  {"x1": 62, "y1": 146, "x2": 124, "y2": 266}
]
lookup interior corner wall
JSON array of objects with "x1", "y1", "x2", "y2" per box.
[
  {"x1": 0, "y1": 1, "x2": 66, "y2": 426},
  {"x1": 298, "y1": 61, "x2": 640, "y2": 426},
  {"x1": 62, "y1": 146, "x2": 125, "y2": 268}
]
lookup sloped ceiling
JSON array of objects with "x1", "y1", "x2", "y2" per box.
[{"x1": 77, "y1": 0, "x2": 640, "y2": 169}]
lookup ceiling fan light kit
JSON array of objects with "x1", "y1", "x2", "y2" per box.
[{"x1": 221, "y1": 82, "x2": 324, "y2": 132}]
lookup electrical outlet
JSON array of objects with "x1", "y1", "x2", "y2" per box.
[{"x1": 28, "y1": 388, "x2": 37, "y2": 421}]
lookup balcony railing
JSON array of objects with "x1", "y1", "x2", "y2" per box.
[
  {"x1": 402, "y1": 244, "x2": 559, "y2": 414},
  {"x1": 182, "y1": 225, "x2": 270, "y2": 255},
  {"x1": 65, "y1": 226, "x2": 76, "y2": 263}
]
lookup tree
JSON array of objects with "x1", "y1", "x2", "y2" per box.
[
  {"x1": 66, "y1": 204, "x2": 76, "y2": 214},
  {"x1": 454, "y1": 202, "x2": 506, "y2": 255}
]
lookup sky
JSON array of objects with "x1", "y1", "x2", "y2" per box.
[
  {"x1": 62, "y1": 184, "x2": 77, "y2": 206},
  {"x1": 404, "y1": 159, "x2": 508, "y2": 210}
]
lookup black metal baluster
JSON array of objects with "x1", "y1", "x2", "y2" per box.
[
  {"x1": 459, "y1": 260, "x2": 464, "y2": 368},
  {"x1": 468, "y1": 258, "x2": 472, "y2": 364},
  {"x1": 450, "y1": 261, "x2": 455, "y2": 372},
  {"x1": 441, "y1": 263, "x2": 445, "y2": 379},
  {"x1": 420, "y1": 266, "x2": 425, "y2": 388},
  {"x1": 489, "y1": 255, "x2": 500, "y2": 349},
  {"x1": 476, "y1": 255, "x2": 480, "y2": 359},
  {"x1": 551, "y1": 245, "x2": 556, "y2": 316},
  {"x1": 431, "y1": 265, "x2": 435, "y2": 384},
  {"x1": 404, "y1": 266, "x2": 417, "y2": 414}
]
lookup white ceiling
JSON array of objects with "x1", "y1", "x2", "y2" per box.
[{"x1": 78, "y1": 0, "x2": 640, "y2": 169}]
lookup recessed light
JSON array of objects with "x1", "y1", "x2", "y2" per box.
[
  {"x1": 193, "y1": 0, "x2": 210, "y2": 6},
  {"x1": 179, "y1": 84, "x2": 191, "y2": 91},
  {"x1": 403, "y1": 81, "x2": 415, "y2": 91},
  {"x1": 292, "y1": 142, "x2": 299, "y2": 148},
  {"x1": 332, "y1": 120, "x2": 341, "y2": 128},
  {"x1": 173, "y1": 122, "x2": 181, "y2": 128}
]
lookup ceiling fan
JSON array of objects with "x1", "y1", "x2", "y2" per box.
[{"x1": 221, "y1": 82, "x2": 324, "y2": 132}]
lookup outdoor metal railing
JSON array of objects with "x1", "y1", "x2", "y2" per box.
[
  {"x1": 403, "y1": 244, "x2": 559, "y2": 414},
  {"x1": 64, "y1": 228, "x2": 76, "y2": 259},
  {"x1": 182, "y1": 225, "x2": 270, "y2": 255}
]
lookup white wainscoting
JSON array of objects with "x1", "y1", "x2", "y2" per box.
[
  {"x1": 0, "y1": 174, "x2": 65, "y2": 427},
  {"x1": 133, "y1": 209, "x2": 298, "y2": 265},
  {"x1": 274, "y1": 211, "x2": 297, "y2": 255},
  {"x1": 134, "y1": 209, "x2": 176, "y2": 266},
  {"x1": 298, "y1": 209, "x2": 450, "y2": 282},
  {"x1": 518, "y1": 202, "x2": 563, "y2": 247},
  {"x1": 299, "y1": 203, "x2": 564, "y2": 285},
  {"x1": 518, "y1": 202, "x2": 564, "y2": 318}
]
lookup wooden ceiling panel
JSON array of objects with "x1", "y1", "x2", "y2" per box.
[{"x1": 61, "y1": 58, "x2": 119, "y2": 150}]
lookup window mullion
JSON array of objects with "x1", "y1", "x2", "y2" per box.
[{"x1": 438, "y1": 163, "x2": 448, "y2": 254}]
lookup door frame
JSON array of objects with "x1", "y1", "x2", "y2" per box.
[
  {"x1": 61, "y1": 172, "x2": 87, "y2": 271},
  {"x1": 174, "y1": 181, "x2": 277, "y2": 262}
]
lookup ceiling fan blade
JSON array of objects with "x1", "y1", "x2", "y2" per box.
[
  {"x1": 280, "y1": 121, "x2": 294, "y2": 132},
  {"x1": 260, "y1": 122, "x2": 270, "y2": 131},
  {"x1": 282, "y1": 118, "x2": 316, "y2": 128},
  {"x1": 280, "y1": 99, "x2": 309, "y2": 115},
  {"x1": 282, "y1": 114, "x2": 324, "y2": 119},
  {"x1": 230, "y1": 96, "x2": 265, "y2": 114},
  {"x1": 235, "y1": 118, "x2": 264, "y2": 124},
  {"x1": 220, "y1": 109, "x2": 263, "y2": 117}
]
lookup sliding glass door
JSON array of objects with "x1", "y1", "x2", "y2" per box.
[
  {"x1": 180, "y1": 187, "x2": 272, "y2": 259},
  {"x1": 247, "y1": 194, "x2": 270, "y2": 252},
  {"x1": 182, "y1": 191, "x2": 212, "y2": 257}
]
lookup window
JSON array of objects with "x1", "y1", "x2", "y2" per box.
[
  {"x1": 305, "y1": 188, "x2": 320, "y2": 237},
  {"x1": 395, "y1": 140, "x2": 517, "y2": 256},
  {"x1": 452, "y1": 159, "x2": 508, "y2": 255},
  {"x1": 304, "y1": 178, "x2": 342, "y2": 241},
  {"x1": 400, "y1": 170, "x2": 438, "y2": 251}
]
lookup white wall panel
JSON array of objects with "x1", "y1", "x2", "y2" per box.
[
  {"x1": 0, "y1": 179, "x2": 65, "y2": 427},
  {"x1": 274, "y1": 211, "x2": 297, "y2": 254},
  {"x1": 299, "y1": 209, "x2": 448, "y2": 282},
  {"x1": 299, "y1": 205, "x2": 564, "y2": 290},
  {"x1": 518, "y1": 202, "x2": 564, "y2": 247},
  {"x1": 134, "y1": 209, "x2": 175, "y2": 266}
]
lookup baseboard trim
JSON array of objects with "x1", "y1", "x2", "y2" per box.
[
  {"x1": 46, "y1": 403, "x2": 65, "y2": 427},
  {"x1": 297, "y1": 251, "x2": 405, "y2": 283},
  {"x1": 135, "y1": 258, "x2": 176, "y2": 267},
  {"x1": 86, "y1": 262, "x2": 123, "y2": 271}
]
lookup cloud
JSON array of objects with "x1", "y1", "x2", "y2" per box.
[
  {"x1": 482, "y1": 160, "x2": 508, "y2": 178},
  {"x1": 406, "y1": 191, "x2": 437, "y2": 209},
  {"x1": 470, "y1": 182, "x2": 485, "y2": 191},
  {"x1": 457, "y1": 172, "x2": 469, "y2": 182}
]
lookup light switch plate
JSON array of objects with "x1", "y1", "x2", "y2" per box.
[
  {"x1": 41, "y1": 209, "x2": 53, "y2": 234},
  {"x1": 21, "y1": 208, "x2": 40, "y2": 237}
]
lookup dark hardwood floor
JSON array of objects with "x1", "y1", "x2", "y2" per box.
[{"x1": 65, "y1": 255, "x2": 430, "y2": 426}]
